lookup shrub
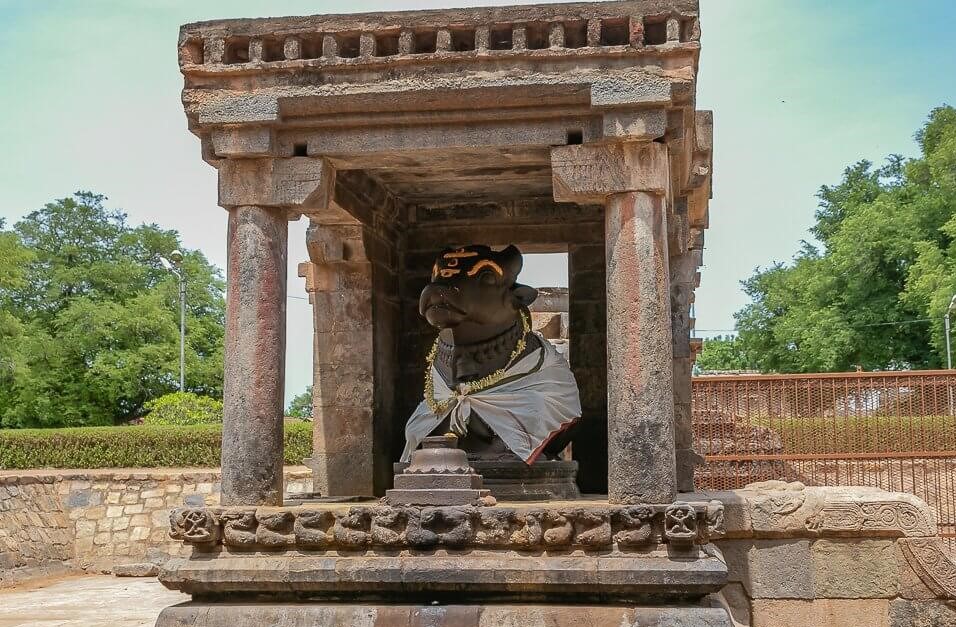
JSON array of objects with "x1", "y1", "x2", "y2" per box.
[
  {"x1": 0, "y1": 421, "x2": 313, "y2": 469},
  {"x1": 142, "y1": 392, "x2": 223, "y2": 426}
]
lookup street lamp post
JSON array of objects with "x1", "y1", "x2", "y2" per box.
[
  {"x1": 945, "y1": 294, "x2": 956, "y2": 417},
  {"x1": 945, "y1": 294, "x2": 956, "y2": 370},
  {"x1": 159, "y1": 251, "x2": 186, "y2": 392}
]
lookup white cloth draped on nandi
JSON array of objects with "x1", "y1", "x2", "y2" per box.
[{"x1": 401, "y1": 336, "x2": 581, "y2": 464}]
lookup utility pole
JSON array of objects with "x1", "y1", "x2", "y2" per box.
[{"x1": 159, "y1": 251, "x2": 186, "y2": 391}]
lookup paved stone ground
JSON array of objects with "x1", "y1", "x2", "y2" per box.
[{"x1": 0, "y1": 575, "x2": 187, "y2": 627}]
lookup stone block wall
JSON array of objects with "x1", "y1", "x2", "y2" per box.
[
  {"x1": 702, "y1": 481, "x2": 956, "y2": 627},
  {"x1": 0, "y1": 468, "x2": 311, "y2": 587}
]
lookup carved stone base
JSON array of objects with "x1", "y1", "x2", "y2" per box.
[
  {"x1": 392, "y1": 459, "x2": 582, "y2": 501},
  {"x1": 473, "y1": 460, "x2": 582, "y2": 500},
  {"x1": 156, "y1": 602, "x2": 733, "y2": 627}
]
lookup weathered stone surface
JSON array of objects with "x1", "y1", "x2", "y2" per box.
[
  {"x1": 0, "y1": 468, "x2": 310, "y2": 585},
  {"x1": 157, "y1": 603, "x2": 734, "y2": 627},
  {"x1": 113, "y1": 562, "x2": 160, "y2": 577},
  {"x1": 552, "y1": 142, "x2": 669, "y2": 204},
  {"x1": 898, "y1": 537, "x2": 956, "y2": 599},
  {"x1": 218, "y1": 157, "x2": 333, "y2": 210},
  {"x1": 221, "y1": 205, "x2": 288, "y2": 506},
  {"x1": 605, "y1": 191, "x2": 675, "y2": 504},
  {"x1": 888, "y1": 599, "x2": 956, "y2": 627},
  {"x1": 812, "y1": 539, "x2": 899, "y2": 599},
  {"x1": 158, "y1": 549, "x2": 728, "y2": 602},
  {"x1": 751, "y1": 599, "x2": 890, "y2": 627},
  {"x1": 721, "y1": 539, "x2": 814, "y2": 599},
  {"x1": 694, "y1": 482, "x2": 938, "y2": 540}
]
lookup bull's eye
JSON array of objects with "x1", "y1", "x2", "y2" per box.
[{"x1": 479, "y1": 270, "x2": 497, "y2": 286}]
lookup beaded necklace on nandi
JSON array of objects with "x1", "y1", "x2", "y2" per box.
[{"x1": 424, "y1": 309, "x2": 532, "y2": 416}]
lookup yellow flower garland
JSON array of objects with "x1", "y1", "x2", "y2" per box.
[{"x1": 424, "y1": 310, "x2": 532, "y2": 418}]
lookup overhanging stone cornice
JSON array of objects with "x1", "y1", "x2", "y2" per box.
[{"x1": 178, "y1": 1, "x2": 700, "y2": 77}]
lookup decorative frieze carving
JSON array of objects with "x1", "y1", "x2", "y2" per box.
[
  {"x1": 168, "y1": 508, "x2": 220, "y2": 544},
  {"x1": 737, "y1": 481, "x2": 938, "y2": 539},
  {"x1": 169, "y1": 501, "x2": 725, "y2": 551},
  {"x1": 899, "y1": 537, "x2": 956, "y2": 599}
]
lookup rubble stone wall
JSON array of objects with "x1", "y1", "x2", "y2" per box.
[{"x1": 0, "y1": 468, "x2": 311, "y2": 587}]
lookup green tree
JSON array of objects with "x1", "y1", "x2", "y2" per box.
[
  {"x1": 734, "y1": 106, "x2": 956, "y2": 372},
  {"x1": 286, "y1": 386, "x2": 313, "y2": 419},
  {"x1": 695, "y1": 335, "x2": 755, "y2": 372},
  {"x1": 0, "y1": 192, "x2": 225, "y2": 427}
]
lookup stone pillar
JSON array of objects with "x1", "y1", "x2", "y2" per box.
[
  {"x1": 670, "y1": 249, "x2": 703, "y2": 492},
  {"x1": 552, "y1": 141, "x2": 676, "y2": 504},
  {"x1": 216, "y1": 156, "x2": 335, "y2": 506},
  {"x1": 567, "y1": 243, "x2": 608, "y2": 494},
  {"x1": 301, "y1": 224, "x2": 374, "y2": 497},
  {"x1": 605, "y1": 192, "x2": 676, "y2": 504},
  {"x1": 221, "y1": 205, "x2": 288, "y2": 506}
]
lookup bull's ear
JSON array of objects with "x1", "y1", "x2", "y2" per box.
[
  {"x1": 497, "y1": 245, "x2": 523, "y2": 280},
  {"x1": 512, "y1": 283, "x2": 538, "y2": 308}
]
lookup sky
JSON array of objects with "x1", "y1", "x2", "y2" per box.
[{"x1": 1, "y1": 0, "x2": 954, "y2": 404}]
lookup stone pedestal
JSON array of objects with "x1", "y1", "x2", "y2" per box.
[
  {"x1": 392, "y1": 459, "x2": 582, "y2": 501},
  {"x1": 470, "y1": 460, "x2": 581, "y2": 501},
  {"x1": 386, "y1": 435, "x2": 491, "y2": 506}
]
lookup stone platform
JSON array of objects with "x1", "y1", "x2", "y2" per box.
[
  {"x1": 156, "y1": 603, "x2": 733, "y2": 626},
  {"x1": 158, "y1": 498, "x2": 730, "y2": 624}
]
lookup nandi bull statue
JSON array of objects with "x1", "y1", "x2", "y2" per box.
[{"x1": 401, "y1": 245, "x2": 581, "y2": 466}]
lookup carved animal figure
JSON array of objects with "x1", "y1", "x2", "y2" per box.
[{"x1": 402, "y1": 245, "x2": 581, "y2": 464}]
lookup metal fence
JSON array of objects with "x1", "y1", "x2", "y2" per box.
[{"x1": 692, "y1": 370, "x2": 956, "y2": 550}]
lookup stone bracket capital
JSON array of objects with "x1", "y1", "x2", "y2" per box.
[
  {"x1": 218, "y1": 157, "x2": 335, "y2": 210},
  {"x1": 551, "y1": 141, "x2": 668, "y2": 204}
]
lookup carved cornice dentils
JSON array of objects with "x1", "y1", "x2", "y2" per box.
[
  {"x1": 168, "y1": 501, "x2": 725, "y2": 551},
  {"x1": 179, "y1": 8, "x2": 701, "y2": 72}
]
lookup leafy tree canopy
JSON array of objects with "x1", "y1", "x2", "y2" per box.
[
  {"x1": 286, "y1": 386, "x2": 313, "y2": 419},
  {"x1": 0, "y1": 192, "x2": 225, "y2": 427},
  {"x1": 695, "y1": 335, "x2": 756, "y2": 372},
  {"x1": 734, "y1": 105, "x2": 956, "y2": 372}
]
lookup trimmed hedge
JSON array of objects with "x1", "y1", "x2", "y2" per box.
[
  {"x1": 143, "y1": 392, "x2": 223, "y2": 426},
  {"x1": 0, "y1": 422, "x2": 312, "y2": 469}
]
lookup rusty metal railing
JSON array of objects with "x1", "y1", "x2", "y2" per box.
[{"x1": 692, "y1": 370, "x2": 956, "y2": 551}]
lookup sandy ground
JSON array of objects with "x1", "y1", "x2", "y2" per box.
[{"x1": 0, "y1": 576, "x2": 187, "y2": 627}]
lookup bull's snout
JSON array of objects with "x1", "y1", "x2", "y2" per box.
[{"x1": 419, "y1": 283, "x2": 467, "y2": 328}]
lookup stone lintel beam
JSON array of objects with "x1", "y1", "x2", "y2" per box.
[
  {"x1": 551, "y1": 141, "x2": 668, "y2": 205},
  {"x1": 606, "y1": 191, "x2": 676, "y2": 504},
  {"x1": 222, "y1": 205, "x2": 288, "y2": 506},
  {"x1": 218, "y1": 157, "x2": 334, "y2": 211},
  {"x1": 601, "y1": 109, "x2": 667, "y2": 142},
  {"x1": 211, "y1": 127, "x2": 275, "y2": 158}
]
